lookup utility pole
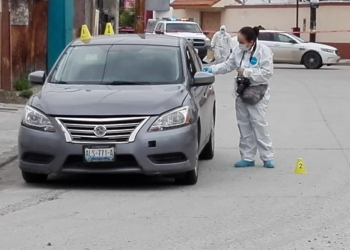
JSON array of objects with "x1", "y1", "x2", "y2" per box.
[
  {"x1": 134, "y1": 0, "x2": 146, "y2": 33},
  {"x1": 1, "y1": 0, "x2": 12, "y2": 90},
  {"x1": 309, "y1": 0, "x2": 319, "y2": 42}
]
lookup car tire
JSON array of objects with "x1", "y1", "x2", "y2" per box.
[
  {"x1": 303, "y1": 51, "x2": 323, "y2": 69},
  {"x1": 199, "y1": 113, "x2": 215, "y2": 160},
  {"x1": 175, "y1": 125, "x2": 200, "y2": 186},
  {"x1": 22, "y1": 171, "x2": 48, "y2": 183}
]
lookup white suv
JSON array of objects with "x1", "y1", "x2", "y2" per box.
[{"x1": 231, "y1": 30, "x2": 340, "y2": 69}]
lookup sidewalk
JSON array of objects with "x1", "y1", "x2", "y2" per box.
[
  {"x1": 0, "y1": 104, "x2": 24, "y2": 167},
  {"x1": 338, "y1": 59, "x2": 350, "y2": 65}
]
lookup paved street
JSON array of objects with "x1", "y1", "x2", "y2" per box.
[{"x1": 1, "y1": 65, "x2": 350, "y2": 249}]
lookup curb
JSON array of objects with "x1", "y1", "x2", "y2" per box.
[{"x1": 0, "y1": 146, "x2": 18, "y2": 169}]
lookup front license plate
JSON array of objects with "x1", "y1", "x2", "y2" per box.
[{"x1": 84, "y1": 145, "x2": 115, "y2": 163}]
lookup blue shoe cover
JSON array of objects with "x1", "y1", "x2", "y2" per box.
[
  {"x1": 234, "y1": 160, "x2": 255, "y2": 168},
  {"x1": 263, "y1": 160, "x2": 275, "y2": 168}
]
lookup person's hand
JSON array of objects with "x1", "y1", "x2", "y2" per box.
[
  {"x1": 237, "y1": 67, "x2": 245, "y2": 76},
  {"x1": 202, "y1": 67, "x2": 212, "y2": 73}
]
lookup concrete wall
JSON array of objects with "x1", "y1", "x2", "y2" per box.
[{"x1": 173, "y1": 2, "x2": 350, "y2": 58}]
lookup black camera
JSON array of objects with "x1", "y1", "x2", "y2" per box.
[{"x1": 236, "y1": 76, "x2": 251, "y2": 95}]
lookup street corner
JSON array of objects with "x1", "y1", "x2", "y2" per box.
[{"x1": 0, "y1": 146, "x2": 18, "y2": 168}]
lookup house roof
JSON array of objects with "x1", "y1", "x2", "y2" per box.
[{"x1": 170, "y1": 0, "x2": 221, "y2": 8}]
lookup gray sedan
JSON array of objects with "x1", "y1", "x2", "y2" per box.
[{"x1": 18, "y1": 34, "x2": 216, "y2": 185}]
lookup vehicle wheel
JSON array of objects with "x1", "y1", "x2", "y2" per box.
[
  {"x1": 303, "y1": 51, "x2": 323, "y2": 69},
  {"x1": 22, "y1": 171, "x2": 48, "y2": 183},
  {"x1": 175, "y1": 125, "x2": 199, "y2": 186},
  {"x1": 175, "y1": 166, "x2": 198, "y2": 186},
  {"x1": 199, "y1": 113, "x2": 215, "y2": 160}
]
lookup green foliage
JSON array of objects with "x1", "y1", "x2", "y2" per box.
[
  {"x1": 13, "y1": 73, "x2": 31, "y2": 91},
  {"x1": 120, "y1": 8, "x2": 135, "y2": 27},
  {"x1": 19, "y1": 89, "x2": 33, "y2": 99}
]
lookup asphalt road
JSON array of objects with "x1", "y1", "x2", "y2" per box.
[{"x1": 1, "y1": 65, "x2": 350, "y2": 250}]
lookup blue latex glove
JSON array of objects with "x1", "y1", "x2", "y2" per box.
[
  {"x1": 230, "y1": 49, "x2": 232, "y2": 53},
  {"x1": 202, "y1": 67, "x2": 212, "y2": 73}
]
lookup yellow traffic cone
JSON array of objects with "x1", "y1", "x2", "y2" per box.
[
  {"x1": 80, "y1": 25, "x2": 92, "y2": 41},
  {"x1": 294, "y1": 158, "x2": 307, "y2": 174},
  {"x1": 104, "y1": 22, "x2": 115, "y2": 35}
]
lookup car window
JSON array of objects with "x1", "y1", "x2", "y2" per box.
[
  {"x1": 159, "y1": 23, "x2": 164, "y2": 32},
  {"x1": 188, "y1": 45, "x2": 201, "y2": 72},
  {"x1": 166, "y1": 23, "x2": 202, "y2": 33},
  {"x1": 185, "y1": 46, "x2": 196, "y2": 78},
  {"x1": 258, "y1": 33, "x2": 273, "y2": 41},
  {"x1": 274, "y1": 34, "x2": 294, "y2": 43},
  {"x1": 50, "y1": 45, "x2": 183, "y2": 84},
  {"x1": 155, "y1": 23, "x2": 163, "y2": 31}
]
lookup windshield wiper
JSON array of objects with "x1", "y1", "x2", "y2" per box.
[
  {"x1": 53, "y1": 81, "x2": 69, "y2": 84},
  {"x1": 105, "y1": 81, "x2": 153, "y2": 85}
]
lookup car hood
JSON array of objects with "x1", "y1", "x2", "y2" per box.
[
  {"x1": 166, "y1": 32, "x2": 206, "y2": 39},
  {"x1": 303, "y1": 42, "x2": 337, "y2": 50},
  {"x1": 30, "y1": 83, "x2": 188, "y2": 116}
]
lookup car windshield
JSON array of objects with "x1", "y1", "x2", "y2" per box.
[
  {"x1": 50, "y1": 44, "x2": 182, "y2": 85},
  {"x1": 287, "y1": 33, "x2": 306, "y2": 43},
  {"x1": 166, "y1": 23, "x2": 202, "y2": 33}
]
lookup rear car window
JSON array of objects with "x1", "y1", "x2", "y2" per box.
[{"x1": 50, "y1": 44, "x2": 183, "y2": 85}]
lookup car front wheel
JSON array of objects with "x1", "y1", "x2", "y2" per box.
[
  {"x1": 22, "y1": 171, "x2": 48, "y2": 183},
  {"x1": 199, "y1": 113, "x2": 215, "y2": 160},
  {"x1": 303, "y1": 51, "x2": 323, "y2": 69}
]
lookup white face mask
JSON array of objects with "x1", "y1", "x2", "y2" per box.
[
  {"x1": 220, "y1": 30, "x2": 225, "y2": 34},
  {"x1": 239, "y1": 43, "x2": 249, "y2": 51}
]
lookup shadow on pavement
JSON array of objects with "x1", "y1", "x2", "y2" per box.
[
  {"x1": 274, "y1": 66, "x2": 340, "y2": 70},
  {"x1": 22, "y1": 174, "x2": 187, "y2": 191}
]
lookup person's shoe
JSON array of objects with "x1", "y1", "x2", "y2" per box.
[
  {"x1": 263, "y1": 160, "x2": 275, "y2": 168},
  {"x1": 234, "y1": 160, "x2": 255, "y2": 168}
]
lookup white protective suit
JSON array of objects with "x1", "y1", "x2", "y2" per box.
[
  {"x1": 211, "y1": 42, "x2": 275, "y2": 162},
  {"x1": 211, "y1": 25, "x2": 233, "y2": 64}
]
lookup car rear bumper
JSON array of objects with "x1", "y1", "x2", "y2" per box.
[{"x1": 18, "y1": 121, "x2": 198, "y2": 176}]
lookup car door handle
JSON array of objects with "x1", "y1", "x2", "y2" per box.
[{"x1": 274, "y1": 43, "x2": 280, "y2": 46}]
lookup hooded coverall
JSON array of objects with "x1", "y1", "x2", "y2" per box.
[
  {"x1": 211, "y1": 25, "x2": 233, "y2": 64},
  {"x1": 211, "y1": 42, "x2": 275, "y2": 163}
]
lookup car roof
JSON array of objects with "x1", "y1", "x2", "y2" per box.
[
  {"x1": 260, "y1": 30, "x2": 286, "y2": 33},
  {"x1": 71, "y1": 34, "x2": 183, "y2": 47}
]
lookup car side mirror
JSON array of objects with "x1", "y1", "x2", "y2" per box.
[
  {"x1": 28, "y1": 71, "x2": 46, "y2": 85},
  {"x1": 155, "y1": 30, "x2": 164, "y2": 35},
  {"x1": 203, "y1": 31, "x2": 209, "y2": 35},
  {"x1": 192, "y1": 72, "x2": 215, "y2": 86}
]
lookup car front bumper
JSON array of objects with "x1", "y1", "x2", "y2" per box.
[
  {"x1": 18, "y1": 118, "x2": 198, "y2": 176},
  {"x1": 321, "y1": 53, "x2": 340, "y2": 64}
]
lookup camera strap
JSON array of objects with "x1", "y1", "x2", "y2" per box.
[{"x1": 239, "y1": 42, "x2": 257, "y2": 67}]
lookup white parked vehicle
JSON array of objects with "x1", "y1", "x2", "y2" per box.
[
  {"x1": 146, "y1": 18, "x2": 211, "y2": 61},
  {"x1": 231, "y1": 30, "x2": 340, "y2": 69}
]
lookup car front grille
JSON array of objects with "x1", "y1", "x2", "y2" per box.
[
  {"x1": 187, "y1": 38, "x2": 205, "y2": 47},
  {"x1": 55, "y1": 116, "x2": 149, "y2": 144}
]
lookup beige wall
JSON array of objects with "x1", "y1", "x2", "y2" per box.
[
  {"x1": 174, "y1": 4, "x2": 350, "y2": 43},
  {"x1": 222, "y1": 5, "x2": 350, "y2": 43}
]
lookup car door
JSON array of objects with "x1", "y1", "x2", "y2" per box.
[
  {"x1": 185, "y1": 45, "x2": 209, "y2": 147},
  {"x1": 189, "y1": 45, "x2": 214, "y2": 141},
  {"x1": 272, "y1": 33, "x2": 301, "y2": 63}
]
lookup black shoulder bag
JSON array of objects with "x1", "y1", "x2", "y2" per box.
[{"x1": 238, "y1": 44, "x2": 268, "y2": 105}]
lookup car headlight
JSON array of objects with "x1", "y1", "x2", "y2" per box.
[
  {"x1": 204, "y1": 38, "x2": 211, "y2": 46},
  {"x1": 148, "y1": 106, "x2": 191, "y2": 132},
  {"x1": 321, "y1": 48, "x2": 334, "y2": 53},
  {"x1": 22, "y1": 105, "x2": 55, "y2": 132}
]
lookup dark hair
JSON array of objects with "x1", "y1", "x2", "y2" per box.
[{"x1": 239, "y1": 26, "x2": 260, "y2": 42}]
